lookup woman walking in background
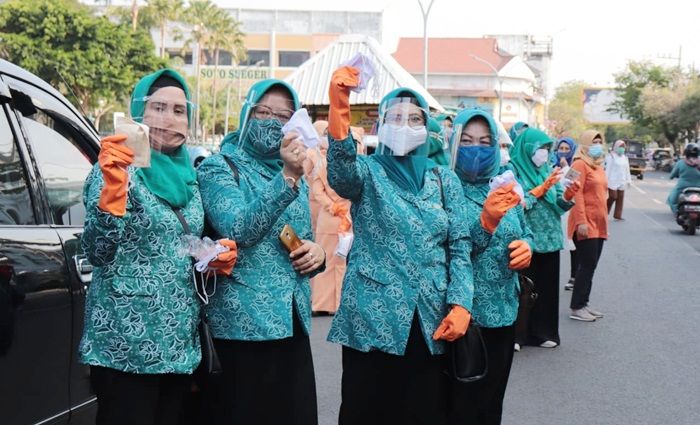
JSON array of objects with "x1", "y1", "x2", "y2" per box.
[
  {"x1": 568, "y1": 130, "x2": 609, "y2": 322},
  {"x1": 605, "y1": 140, "x2": 632, "y2": 220}
]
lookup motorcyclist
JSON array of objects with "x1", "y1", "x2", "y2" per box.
[{"x1": 667, "y1": 143, "x2": 700, "y2": 214}]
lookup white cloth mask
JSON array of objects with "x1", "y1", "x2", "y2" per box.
[
  {"x1": 532, "y1": 148, "x2": 550, "y2": 167},
  {"x1": 378, "y1": 124, "x2": 427, "y2": 156},
  {"x1": 499, "y1": 148, "x2": 511, "y2": 166}
]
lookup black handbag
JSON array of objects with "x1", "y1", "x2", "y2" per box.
[
  {"x1": 172, "y1": 207, "x2": 222, "y2": 376},
  {"x1": 514, "y1": 274, "x2": 538, "y2": 345},
  {"x1": 449, "y1": 324, "x2": 488, "y2": 383},
  {"x1": 433, "y1": 168, "x2": 488, "y2": 383}
]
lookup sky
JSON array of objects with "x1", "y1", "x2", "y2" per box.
[{"x1": 209, "y1": 0, "x2": 700, "y2": 92}]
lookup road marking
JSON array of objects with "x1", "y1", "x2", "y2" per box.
[
  {"x1": 652, "y1": 199, "x2": 663, "y2": 205},
  {"x1": 632, "y1": 184, "x2": 647, "y2": 195}
]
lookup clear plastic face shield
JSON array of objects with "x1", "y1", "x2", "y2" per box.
[
  {"x1": 377, "y1": 98, "x2": 430, "y2": 156},
  {"x1": 238, "y1": 88, "x2": 296, "y2": 155},
  {"x1": 128, "y1": 86, "x2": 194, "y2": 161},
  {"x1": 449, "y1": 119, "x2": 498, "y2": 182},
  {"x1": 440, "y1": 119, "x2": 454, "y2": 149}
]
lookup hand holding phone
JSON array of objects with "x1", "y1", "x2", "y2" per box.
[{"x1": 279, "y1": 224, "x2": 303, "y2": 252}]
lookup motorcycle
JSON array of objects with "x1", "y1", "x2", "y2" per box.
[{"x1": 676, "y1": 187, "x2": 700, "y2": 235}]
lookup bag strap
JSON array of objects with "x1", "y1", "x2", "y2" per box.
[
  {"x1": 433, "y1": 168, "x2": 445, "y2": 207},
  {"x1": 172, "y1": 207, "x2": 191, "y2": 235},
  {"x1": 222, "y1": 155, "x2": 239, "y2": 184}
]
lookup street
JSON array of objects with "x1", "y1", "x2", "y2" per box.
[{"x1": 309, "y1": 170, "x2": 700, "y2": 425}]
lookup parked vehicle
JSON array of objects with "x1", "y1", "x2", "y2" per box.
[
  {"x1": 652, "y1": 149, "x2": 675, "y2": 172},
  {"x1": 625, "y1": 140, "x2": 647, "y2": 180},
  {"x1": 0, "y1": 59, "x2": 99, "y2": 424},
  {"x1": 676, "y1": 187, "x2": 700, "y2": 235}
]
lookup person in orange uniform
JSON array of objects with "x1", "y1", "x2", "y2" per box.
[
  {"x1": 567, "y1": 130, "x2": 609, "y2": 322},
  {"x1": 304, "y1": 120, "x2": 354, "y2": 314}
]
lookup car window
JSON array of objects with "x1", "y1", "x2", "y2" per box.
[
  {"x1": 6, "y1": 77, "x2": 94, "y2": 226},
  {"x1": 0, "y1": 107, "x2": 35, "y2": 225}
]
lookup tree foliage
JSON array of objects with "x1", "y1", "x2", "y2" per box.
[
  {"x1": 0, "y1": 0, "x2": 166, "y2": 130},
  {"x1": 547, "y1": 80, "x2": 588, "y2": 139}
]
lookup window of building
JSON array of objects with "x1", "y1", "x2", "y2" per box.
[
  {"x1": 0, "y1": 108, "x2": 35, "y2": 225},
  {"x1": 278, "y1": 51, "x2": 310, "y2": 68},
  {"x1": 7, "y1": 78, "x2": 95, "y2": 226},
  {"x1": 242, "y1": 50, "x2": 269, "y2": 66},
  {"x1": 203, "y1": 49, "x2": 233, "y2": 66}
]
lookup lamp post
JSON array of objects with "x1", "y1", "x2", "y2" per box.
[
  {"x1": 470, "y1": 54, "x2": 504, "y2": 122},
  {"x1": 224, "y1": 60, "x2": 264, "y2": 134},
  {"x1": 417, "y1": 0, "x2": 435, "y2": 89}
]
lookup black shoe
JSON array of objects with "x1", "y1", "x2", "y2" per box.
[{"x1": 564, "y1": 278, "x2": 574, "y2": 291}]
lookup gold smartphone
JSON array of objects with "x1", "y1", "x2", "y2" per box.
[{"x1": 279, "y1": 224, "x2": 303, "y2": 252}]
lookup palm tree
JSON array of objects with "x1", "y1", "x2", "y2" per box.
[
  {"x1": 148, "y1": 0, "x2": 184, "y2": 58},
  {"x1": 180, "y1": 0, "x2": 217, "y2": 139},
  {"x1": 206, "y1": 9, "x2": 246, "y2": 135}
]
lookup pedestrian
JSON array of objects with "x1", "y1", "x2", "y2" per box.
[
  {"x1": 79, "y1": 68, "x2": 237, "y2": 425},
  {"x1": 553, "y1": 137, "x2": 579, "y2": 291},
  {"x1": 305, "y1": 120, "x2": 352, "y2": 315},
  {"x1": 447, "y1": 108, "x2": 533, "y2": 425},
  {"x1": 568, "y1": 130, "x2": 609, "y2": 322},
  {"x1": 605, "y1": 139, "x2": 632, "y2": 220},
  {"x1": 667, "y1": 143, "x2": 700, "y2": 214},
  {"x1": 197, "y1": 79, "x2": 325, "y2": 424},
  {"x1": 326, "y1": 65, "x2": 474, "y2": 425},
  {"x1": 510, "y1": 128, "x2": 580, "y2": 348}
]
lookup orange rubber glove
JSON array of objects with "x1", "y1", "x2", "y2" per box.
[
  {"x1": 208, "y1": 239, "x2": 238, "y2": 276},
  {"x1": 480, "y1": 182, "x2": 521, "y2": 233},
  {"x1": 508, "y1": 240, "x2": 532, "y2": 270},
  {"x1": 529, "y1": 167, "x2": 562, "y2": 199},
  {"x1": 432, "y1": 305, "x2": 471, "y2": 342},
  {"x1": 563, "y1": 180, "x2": 581, "y2": 201},
  {"x1": 98, "y1": 134, "x2": 134, "y2": 216},
  {"x1": 328, "y1": 66, "x2": 360, "y2": 140}
]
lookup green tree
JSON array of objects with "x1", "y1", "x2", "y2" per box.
[
  {"x1": 547, "y1": 80, "x2": 588, "y2": 139},
  {"x1": 0, "y1": 0, "x2": 166, "y2": 130},
  {"x1": 149, "y1": 0, "x2": 184, "y2": 58}
]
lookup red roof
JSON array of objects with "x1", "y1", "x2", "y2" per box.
[{"x1": 392, "y1": 37, "x2": 512, "y2": 74}]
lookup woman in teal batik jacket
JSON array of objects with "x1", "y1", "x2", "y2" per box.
[
  {"x1": 510, "y1": 128, "x2": 580, "y2": 349},
  {"x1": 196, "y1": 79, "x2": 325, "y2": 425},
  {"x1": 325, "y1": 66, "x2": 474, "y2": 425},
  {"x1": 80, "y1": 69, "x2": 236, "y2": 425},
  {"x1": 447, "y1": 108, "x2": 534, "y2": 425}
]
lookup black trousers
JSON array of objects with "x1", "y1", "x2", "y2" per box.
[
  {"x1": 449, "y1": 325, "x2": 515, "y2": 425},
  {"x1": 339, "y1": 315, "x2": 448, "y2": 425},
  {"x1": 570, "y1": 249, "x2": 579, "y2": 279},
  {"x1": 570, "y1": 237, "x2": 605, "y2": 309},
  {"x1": 90, "y1": 366, "x2": 190, "y2": 425},
  {"x1": 521, "y1": 251, "x2": 560, "y2": 345},
  {"x1": 204, "y1": 308, "x2": 318, "y2": 425}
]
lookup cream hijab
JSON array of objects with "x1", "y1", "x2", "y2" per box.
[{"x1": 574, "y1": 129, "x2": 606, "y2": 168}]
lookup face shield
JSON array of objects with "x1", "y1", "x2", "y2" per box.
[
  {"x1": 130, "y1": 86, "x2": 194, "y2": 158},
  {"x1": 376, "y1": 98, "x2": 430, "y2": 157},
  {"x1": 238, "y1": 89, "x2": 296, "y2": 156},
  {"x1": 449, "y1": 121, "x2": 499, "y2": 182}
]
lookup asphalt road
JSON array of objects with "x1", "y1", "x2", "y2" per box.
[{"x1": 308, "y1": 170, "x2": 700, "y2": 425}]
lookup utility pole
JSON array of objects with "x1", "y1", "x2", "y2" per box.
[
  {"x1": 471, "y1": 54, "x2": 504, "y2": 122},
  {"x1": 417, "y1": 0, "x2": 435, "y2": 89}
]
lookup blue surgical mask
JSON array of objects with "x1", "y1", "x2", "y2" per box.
[
  {"x1": 588, "y1": 144, "x2": 603, "y2": 159},
  {"x1": 242, "y1": 118, "x2": 284, "y2": 156},
  {"x1": 455, "y1": 146, "x2": 497, "y2": 182}
]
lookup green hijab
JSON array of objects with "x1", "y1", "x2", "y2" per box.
[
  {"x1": 452, "y1": 108, "x2": 501, "y2": 202},
  {"x1": 373, "y1": 87, "x2": 433, "y2": 194},
  {"x1": 427, "y1": 117, "x2": 450, "y2": 166},
  {"x1": 221, "y1": 79, "x2": 300, "y2": 174},
  {"x1": 130, "y1": 68, "x2": 196, "y2": 208},
  {"x1": 509, "y1": 121, "x2": 529, "y2": 143},
  {"x1": 510, "y1": 127, "x2": 557, "y2": 207}
]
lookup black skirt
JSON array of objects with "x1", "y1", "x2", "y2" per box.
[
  {"x1": 339, "y1": 314, "x2": 448, "y2": 425},
  {"x1": 203, "y1": 308, "x2": 318, "y2": 425}
]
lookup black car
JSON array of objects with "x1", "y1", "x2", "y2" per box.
[{"x1": 0, "y1": 59, "x2": 99, "y2": 424}]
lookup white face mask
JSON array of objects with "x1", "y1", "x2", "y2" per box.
[
  {"x1": 378, "y1": 124, "x2": 427, "y2": 156},
  {"x1": 500, "y1": 148, "x2": 510, "y2": 166},
  {"x1": 532, "y1": 148, "x2": 549, "y2": 167}
]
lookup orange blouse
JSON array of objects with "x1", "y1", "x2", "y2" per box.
[{"x1": 568, "y1": 159, "x2": 609, "y2": 240}]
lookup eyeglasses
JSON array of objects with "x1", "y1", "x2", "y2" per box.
[
  {"x1": 252, "y1": 104, "x2": 295, "y2": 123},
  {"x1": 384, "y1": 113, "x2": 425, "y2": 128}
]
